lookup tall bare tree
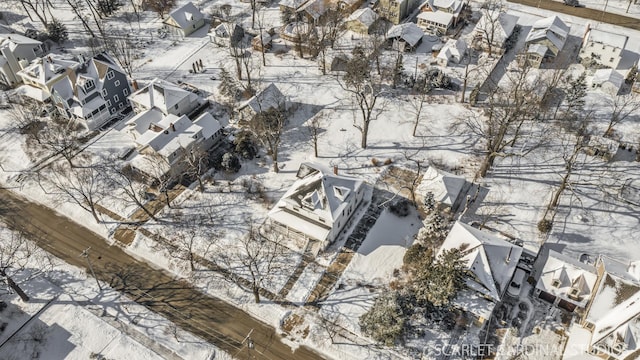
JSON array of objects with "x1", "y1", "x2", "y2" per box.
[
  {"x1": 604, "y1": 93, "x2": 640, "y2": 137},
  {"x1": 409, "y1": 76, "x2": 432, "y2": 137},
  {"x1": 181, "y1": 146, "x2": 210, "y2": 192},
  {"x1": 40, "y1": 116, "x2": 83, "y2": 167},
  {"x1": 307, "y1": 113, "x2": 325, "y2": 158},
  {"x1": 103, "y1": 34, "x2": 137, "y2": 78},
  {"x1": 475, "y1": 0, "x2": 506, "y2": 58},
  {"x1": 12, "y1": 0, "x2": 53, "y2": 27},
  {"x1": 105, "y1": 163, "x2": 158, "y2": 221},
  {"x1": 250, "y1": 106, "x2": 286, "y2": 173}
]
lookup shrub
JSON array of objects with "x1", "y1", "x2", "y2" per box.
[
  {"x1": 389, "y1": 199, "x2": 411, "y2": 217},
  {"x1": 221, "y1": 152, "x2": 241, "y2": 173},
  {"x1": 538, "y1": 219, "x2": 553, "y2": 233},
  {"x1": 234, "y1": 131, "x2": 258, "y2": 160},
  {"x1": 46, "y1": 18, "x2": 68, "y2": 44}
]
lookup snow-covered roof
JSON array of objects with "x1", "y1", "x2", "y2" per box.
[
  {"x1": 525, "y1": 16, "x2": 569, "y2": 54},
  {"x1": 129, "y1": 78, "x2": 198, "y2": 115},
  {"x1": 474, "y1": 12, "x2": 518, "y2": 45},
  {"x1": 193, "y1": 112, "x2": 222, "y2": 139},
  {"x1": 386, "y1": 23, "x2": 424, "y2": 47},
  {"x1": 590, "y1": 291, "x2": 640, "y2": 359},
  {"x1": 592, "y1": 69, "x2": 625, "y2": 91},
  {"x1": 426, "y1": 0, "x2": 464, "y2": 14},
  {"x1": 527, "y1": 43, "x2": 548, "y2": 57},
  {"x1": 17, "y1": 54, "x2": 79, "y2": 86},
  {"x1": 584, "y1": 28, "x2": 628, "y2": 50},
  {"x1": 0, "y1": 33, "x2": 41, "y2": 50},
  {"x1": 436, "y1": 38, "x2": 466, "y2": 63},
  {"x1": 279, "y1": 0, "x2": 311, "y2": 10},
  {"x1": 346, "y1": 8, "x2": 379, "y2": 27},
  {"x1": 268, "y1": 162, "x2": 364, "y2": 242},
  {"x1": 535, "y1": 250, "x2": 597, "y2": 308},
  {"x1": 437, "y1": 221, "x2": 523, "y2": 301},
  {"x1": 15, "y1": 83, "x2": 50, "y2": 101},
  {"x1": 417, "y1": 11, "x2": 454, "y2": 27},
  {"x1": 418, "y1": 166, "x2": 467, "y2": 207},
  {"x1": 299, "y1": 0, "x2": 330, "y2": 20},
  {"x1": 451, "y1": 288, "x2": 496, "y2": 320},
  {"x1": 125, "y1": 107, "x2": 166, "y2": 138},
  {"x1": 238, "y1": 83, "x2": 284, "y2": 114},
  {"x1": 165, "y1": 2, "x2": 204, "y2": 30}
]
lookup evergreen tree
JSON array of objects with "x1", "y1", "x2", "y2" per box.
[
  {"x1": 359, "y1": 291, "x2": 405, "y2": 346},
  {"x1": 411, "y1": 248, "x2": 465, "y2": 307},
  {"x1": 218, "y1": 67, "x2": 241, "y2": 100},
  {"x1": 47, "y1": 18, "x2": 68, "y2": 44},
  {"x1": 234, "y1": 131, "x2": 258, "y2": 160},
  {"x1": 564, "y1": 72, "x2": 587, "y2": 115}
]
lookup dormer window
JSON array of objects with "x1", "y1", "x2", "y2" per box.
[
  {"x1": 84, "y1": 79, "x2": 95, "y2": 91},
  {"x1": 107, "y1": 70, "x2": 114, "y2": 80},
  {"x1": 552, "y1": 279, "x2": 561, "y2": 288}
]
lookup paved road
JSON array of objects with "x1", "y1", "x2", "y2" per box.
[
  {"x1": 509, "y1": 0, "x2": 640, "y2": 31},
  {"x1": 0, "y1": 188, "x2": 326, "y2": 360}
]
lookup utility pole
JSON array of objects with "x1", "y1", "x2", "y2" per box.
[
  {"x1": 242, "y1": 329, "x2": 255, "y2": 359},
  {"x1": 80, "y1": 247, "x2": 102, "y2": 291}
]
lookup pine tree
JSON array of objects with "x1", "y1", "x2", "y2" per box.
[
  {"x1": 564, "y1": 72, "x2": 587, "y2": 115},
  {"x1": 359, "y1": 291, "x2": 405, "y2": 346},
  {"x1": 411, "y1": 248, "x2": 465, "y2": 307},
  {"x1": 218, "y1": 67, "x2": 241, "y2": 100},
  {"x1": 47, "y1": 18, "x2": 68, "y2": 44}
]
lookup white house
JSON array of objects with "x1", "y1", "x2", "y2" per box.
[
  {"x1": 534, "y1": 249, "x2": 598, "y2": 313},
  {"x1": 386, "y1": 23, "x2": 424, "y2": 51},
  {"x1": 436, "y1": 38, "x2": 467, "y2": 66},
  {"x1": 0, "y1": 33, "x2": 44, "y2": 87},
  {"x1": 211, "y1": 23, "x2": 245, "y2": 47},
  {"x1": 345, "y1": 8, "x2": 380, "y2": 34},
  {"x1": 268, "y1": 162, "x2": 366, "y2": 252},
  {"x1": 417, "y1": 166, "x2": 470, "y2": 212},
  {"x1": 16, "y1": 54, "x2": 80, "y2": 102},
  {"x1": 523, "y1": 16, "x2": 570, "y2": 68},
  {"x1": 580, "y1": 27, "x2": 628, "y2": 70},
  {"x1": 416, "y1": 0, "x2": 464, "y2": 35},
  {"x1": 128, "y1": 78, "x2": 203, "y2": 117},
  {"x1": 237, "y1": 83, "x2": 285, "y2": 123},
  {"x1": 163, "y1": 2, "x2": 206, "y2": 37},
  {"x1": 591, "y1": 68, "x2": 625, "y2": 96},
  {"x1": 437, "y1": 221, "x2": 523, "y2": 323},
  {"x1": 472, "y1": 11, "x2": 518, "y2": 55}
]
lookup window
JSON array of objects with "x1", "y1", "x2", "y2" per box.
[
  {"x1": 85, "y1": 79, "x2": 95, "y2": 91},
  {"x1": 107, "y1": 99, "x2": 112, "y2": 107},
  {"x1": 101, "y1": 89, "x2": 107, "y2": 97},
  {"x1": 174, "y1": 104, "x2": 179, "y2": 110},
  {"x1": 113, "y1": 94, "x2": 120, "y2": 102},
  {"x1": 552, "y1": 279, "x2": 561, "y2": 288},
  {"x1": 119, "y1": 102, "x2": 124, "y2": 109},
  {"x1": 114, "y1": 80, "x2": 120, "y2": 87},
  {"x1": 609, "y1": 58, "x2": 614, "y2": 63},
  {"x1": 123, "y1": 88, "x2": 129, "y2": 96},
  {"x1": 110, "y1": 108, "x2": 116, "y2": 114},
  {"x1": 106, "y1": 70, "x2": 114, "y2": 80}
]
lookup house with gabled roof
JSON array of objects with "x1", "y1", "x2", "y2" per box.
[
  {"x1": 417, "y1": 166, "x2": 470, "y2": 212},
  {"x1": 416, "y1": 0, "x2": 465, "y2": 35},
  {"x1": 534, "y1": 248, "x2": 598, "y2": 313},
  {"x1": 0, "y1": 32, "x2": 44, "y2": 87},
  {"x1": 437, "y1": 221, "x2": 523, "y2": 323},
  {"x1": 580, "y1": 27, "x2": 628, "y2": 70},
  {"x1": 436, "y1": 38, "x2": 467, "y2": 67},
  {"x1": 16, "y1": 54, "x2": 80, "y2": 102},
  {"x1": 592, "y1": 68, "x2": 625, "y2": 96},
  {"x1": 163, "y1": 2, "x2": 206, "y2": 37},
  {"x1": 345, "y1": 8, "x2": 380, "y2": 34},
  {"x1": 472, "y1": 11, "x2": 518, "y2": 55},
  {"x1": 128, "y1": 78, "x2": 203, "y2": 117},
  {"x1": 377, "y1": 0, "x2": 422, "y2": 25},
  {"x1": 268, "y1": 162, "x2": 366, "y2": 253},
  {"x1": 523, "y1": 15, "x2": 570, "y2": 68},
  {"x1": 237, "y1": 83, "x2": 285, "y2": 123},
  {"x1": 386, "y1": 23, "x2": 424, "y2": 52}
]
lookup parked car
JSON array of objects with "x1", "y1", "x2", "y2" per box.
[{"x1": 508, "y1": 268, "x2": 527, "y2": 297}]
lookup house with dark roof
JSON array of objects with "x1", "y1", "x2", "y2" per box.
[
  {"x1": 163, "y1": 2, "x2": 206, "y2": 37},
  {"x1": 268, "y1": 162, "x2": 366, "y2": 253}
]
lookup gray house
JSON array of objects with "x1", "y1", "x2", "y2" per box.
[{"x1": 50, "y1": 53, "x2": 132, "y2": 130}]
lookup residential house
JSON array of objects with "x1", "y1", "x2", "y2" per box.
[
  {"x1": 279, "y1": 0, "x2": 312, "y2": 14},
  {"x1": 163, "y1": 2, "x2": 206, "y2": 38},
  {"x1": 128, "y1": 78, "x2": 204, "y2": 117},
  {"x1": 534, "y1": 248, "x2": 598, "y2": 313},
  {"x1": 386, "y1": 23, "x2": 424, "y2": 52},
  {"x1": 127, "y1": 110, "x2": 223, "y2": 178},
  {"x1": 583, "y1": 134, "x2": 619, "y2": 160},
  {"x1": 377, "y1": 0, "x2": 422, "y2": 25},
  {"x1": 572, "y1": 256, "x2": 640, "y2": 360},
  {"x1": 334, "y1": 0, "x2": 363, "y2": 12},
  {"x1": 0, "y1": 33, "x2": 44, "y2": 87},
  {"x1": 580, "y1": 27, "x2": 628, "y2": 69},
  {"x1": 299, "y1": 0, "x2": 331, "y2": 23},
  {"x1": 49, "y1": 53, "x2": 133, "y2": 130},
  {"x1": 417, "y1": 165, "x2": 470, "y2": 212},
  {"x1": 523, "y1": 16, "x2": 570, "y2": 68},
  {"x1": 472, "y1": 11, "x2": 518, "y2": 55},
  {"x1": 345, "y1": 8, "x2": 380, "y2": 34},
  {"x1": 16, "y1": 54, "x2": 80, "y2": 102},
  {"x1": 211, "y1": 23, "x2": 245, "y2": 47},
  {"x1": 252, "y1": 32, "x2": 272, "y2": 52},
  {"x1": 268, "y1": 162, "x2": 366, "y2": 252},
  {"x1": 436, "y1": 38, "x2": 467, "y2": 66},
  {"x1": 591, "y1": 68, "x2": 625, "y2": 96},
  {"x1": 416, "y1": 0, "x2": 464, "y2": 35},
  {"x1": 237, "y1": 83, "x2": 285, "y2": 123},
  {"x1": 438, "y1": 221, "x2": 523, "y2": 324}
]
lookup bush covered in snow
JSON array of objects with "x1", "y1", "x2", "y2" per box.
[{"x1": 221, "y1": 152, "x2": 241, "y2": 173}]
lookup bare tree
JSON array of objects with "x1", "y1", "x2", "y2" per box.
[
  {"x1": 475, "y1": 0, "x2": 506, "y2": 58},
  {"x1": 218, "y1": 224, "x2": 285, "y2": 303},
  {"x1": 105, "y1": 163, "x2": 158, "y2": 221},
  {"x1": 0, "y1": 229, "x2": 54, "y2": 302},
  {"x1": 144, "y1": 0, "x2": 175, "y2": 18},
  {"x1": 152, "y1": 217, "x2": 217, "y2": 272},
  {"x1": 142, "y1": 153, "x2": 178, "y2": 207},
  {"x1": 40, "y1": 116, "x2": 83, "y2": 167},
  {"x1": 12, "y1": 0, "x2": 53, "y2": 27},
  {"x1": 339, "y1": 46, "x2": 386, "y2": 149},
  {"x1": 604, "y1": 93, "x2": 640, "y2": 137},
  {"x1": 45, "y1": 156, "x2": 106, "y2": 223},
  {"x1": 249, "y1": 97, "x2": 287, "y2": 172},
  {"x1": 181, "y1": 146, "x2": 210, "y2": 192},
  {"x1": 9, "y1": 101, "x2": 45, "y2": 145},
  {"x1": 409, "y1": 76, "x2": 432, "y2": 137},
  {"x1": 65, "y1": 0, "x2": 97, "y2": 37},
  {"x1": 307, "y1": 113, "x2": 325, "y2": 157},
  {"x1": 103, "y1": 34, "x2": 137, "y2": 78}
]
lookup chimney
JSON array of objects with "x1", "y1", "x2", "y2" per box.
[
  {"x1": 148, "y1": 84, "x2": 154, "y2": 109},
  {"x1": 170, "y1": 122, "x2": 176, "y2": 132},
  {"x1": 333, "y1": 165, "x2": 338, "y2": 175},
  {"x1": 132, "y1": 79, "x2": 139, "y2": 91}
]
